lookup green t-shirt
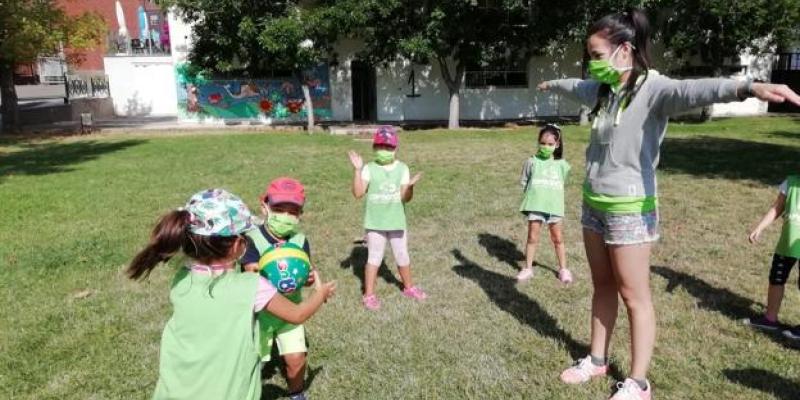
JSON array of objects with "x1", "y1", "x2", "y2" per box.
[
  {"x1": 776, "y1": 176, "x2": 800, "y2": 258},
  {"x1": 154, "y1": 269, "x2": 262, "y2": 400},
  {"x1": 245, "y1": 229, "x2": 306, "y2": 358},
  {"x1": 520, "y1": 156, "x2": 571, "y2": 216},
  {"x1": 363, "y1": 161, "x2": 409, "y2": 230}
]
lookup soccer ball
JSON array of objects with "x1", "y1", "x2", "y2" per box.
[{"x1": 258, "y1": 243, "x2": 310, "y2": 294}]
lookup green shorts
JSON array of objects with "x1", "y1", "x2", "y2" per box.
[{"x1": 260, "y1": 323, "x2": 307, "y2": 362}]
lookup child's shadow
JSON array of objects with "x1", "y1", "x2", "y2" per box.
[
  {"x1": 477, "y1": 232, "x2": 558, "y2": 277},
  {"x1": 261, "y1": 344, "x2": 323, "y2": 398},
  {"x1": 339, "y1": 243, "x2": 403, "y2": 292}
]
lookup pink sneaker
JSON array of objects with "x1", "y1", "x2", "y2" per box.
[
  {"x1": 609, "y1": 378, "x2": 651, "y2": 400},
  {"x1": 560, "y1": 356, "x2": 608, "y2": 384},
  {"x1": 516, "y1": 267, "x2": 534, "y2": 281},
  {"x1": 402, "y1": 286, "x2": 427, "y2": 301},
  {"x1": 558, "y1": 268, "x2": 574, "y2": 284},
  {"x1": 362, "y1": 294, "x2": 381, "y2": 310}
]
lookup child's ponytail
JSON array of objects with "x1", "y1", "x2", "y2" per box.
[{"x1": 128, "y1": 210, "x2": 191, "y2": 280}]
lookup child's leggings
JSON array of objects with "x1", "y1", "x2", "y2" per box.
[{"x1": 365, "y1": 230, "x2": 410, "y2": 267}]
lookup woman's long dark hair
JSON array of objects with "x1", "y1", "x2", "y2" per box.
[
  {"x1": 127, "y1": 210, "x2": 239, "y2": 280},
  {"x1": 588, "y1": 8, "x2": 653, "y2": 115},
  {"x1": 539, "y1": 124, "x2": 564, "y2": 160}
]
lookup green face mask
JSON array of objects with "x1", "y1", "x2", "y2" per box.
[
  {"x1": 267, "y1": 212, "x2": 299, "y2": 238},
  {"x1": 375, "y1": 149, "x2": 395, "y2": 164},
  {"x1": 588, "y1": 45, "x2": 631, "y2": 88},
  {"x1": 537, "y1": 145, "x2": 556, "y2": 159}
]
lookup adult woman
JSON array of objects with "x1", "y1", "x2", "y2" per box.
[{"x1": 538, "y1": 8, "x2": 800, "y2": 400}]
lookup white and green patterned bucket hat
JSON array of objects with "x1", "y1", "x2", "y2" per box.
[{"x1": 184, "y1": 189, "x2": 254, "y2": 236}]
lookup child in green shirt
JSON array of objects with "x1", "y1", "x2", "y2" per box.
[
  {"x1": 127, "y1": 189, "x2": 335, "y2": 400},
  {"x1": 745, "y1": 176, "x2": 800, "y2": 341},
  {"x1": 347, "y1": 126, "x2": 425, "y2": 310},
  {"x1": 518, "y1": 124, "x2": 572, "y2": 284}
]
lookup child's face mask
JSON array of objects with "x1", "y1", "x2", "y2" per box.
[
  {"x1": 374, "y1": 149, "x2": 396, "y2": 164},
  {"x1": 267, "y1": 212, "x2": 299, "y2": 238},
  {"x1": 537, "y1": 144, "x2": 556, "y2": 159}
]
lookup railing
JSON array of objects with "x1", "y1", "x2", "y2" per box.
[
  {"x1": 66, "y1": 74, "x2": 110, "y2": 100},
  {"x1": 773, "y1": 53, "x2": 800, "y2": 71}
]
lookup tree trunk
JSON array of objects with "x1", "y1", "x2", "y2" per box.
[
  {"x1": 0, "y1": 61, "x2": 20, "y2": 134},
  {"x1": 301, "y1": 83, "x2": 315, "y2": 132},
  {"x1": 437, "y1": 57, "x2": 464, "y2": 129},
  {"x1": 448, "y1": 89, "x2": 460, "y2": 129}
]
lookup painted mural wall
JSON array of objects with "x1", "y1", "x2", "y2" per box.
[{"x1": 176, "y1": 63, "x2": 333, "y2": 122}]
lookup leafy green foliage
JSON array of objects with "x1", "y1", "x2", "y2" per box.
[
  {"x1": 0, "y1": 0, "x2": 104, "y2": 132},
  {"x1": 658, "y1": 0, "x2": 800, "y2": 75},
  {"x1": 161, "y1": 0, "x2": 341, "y2": 76}
]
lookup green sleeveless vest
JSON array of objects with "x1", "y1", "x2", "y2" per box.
[
  {"x1": 154, "y1": 268, "x2": 261, "y2": 400},
  {"x1": 520, "y1": 157, "x2": 570, "y2": 217},
  {"x1": 245, "y1": 229, "x2": 307, "y2": 358},
  {"x1": 364, "y1": 161, "x2": 408, "y2": 230},
  {"x1": 776, "y1": 176, "x2": 800, "y2": 258}
]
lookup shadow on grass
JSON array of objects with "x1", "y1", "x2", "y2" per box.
[
  {"x1": 451, "y1": 248, "x2": 623, "y2": 380},
  {"x1": 766, "y1": 130, "x2": 800, "y2": 140},
  {"x1": 0, "y1": 139, "x2": 145, "y2": 181},
  {"x1": 723, "y1": 368, "x2": 800, "y2": 400},
  {"x1": 477, "y1": 233, "x2": 558, "y2": 276},
  {"x1": 339, "y1": 244, "x2": 403, "y2": 293},
  {"x1": 261, "y1": 360, "x2": 322, "y2": 399},
  {"x1": 652, "y1": 265, "x2": 798, "y2": 350},
  {"x1": 660, "y1": 136, "x2": 800, "y2": 185}
]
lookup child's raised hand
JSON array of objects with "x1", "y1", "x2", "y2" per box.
[
  {"x1": 409, "y1": 172, "x2": 423, "y2": 186},
  {"x1": 748, "y1": 229, "x2": 762, "y2": 244},
  {"x1": 347, "y1": 150, "x2": 363, "y2": 170}
]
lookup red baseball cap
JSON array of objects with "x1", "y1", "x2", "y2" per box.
[
  {"x1": 373, "y1": 125, "x2": 398, "y2": 148},
  {"x1": 261, "y1": 177, "x2": 305, "y2": 207}
]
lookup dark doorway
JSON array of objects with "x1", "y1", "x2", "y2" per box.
[
  {"x1": 351, "y1": 60, "x2": 377, "y2": 121},
  {"x1": 769, "y1": 53, "x2": 800, "y2": 113}
]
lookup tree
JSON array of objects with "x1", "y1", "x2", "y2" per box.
[
  {"x1": 163, "y1": 0, "x2": 344, "y2": 131},
  {"x1": 345, "y1": 0, "x2": 543, "y2": 129},
  {"x1": 658, "y1": 0, "x2": 800, "y2": 76},
  {"x1": 0, "y1": 0, "x2": 104, "y2": 133}
]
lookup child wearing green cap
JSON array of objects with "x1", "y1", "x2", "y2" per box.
[
  {"x1": 518, "y1": 124, "x2": 573, "y2": 284},
  {"x1": 128, "y1": 188, "x2": 336, "y2": 400}
]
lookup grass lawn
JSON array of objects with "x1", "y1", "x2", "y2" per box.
[{"x1": 1, "y1": 116, "x2": 799, "y2": 399}]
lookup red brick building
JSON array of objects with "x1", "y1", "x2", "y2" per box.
[{"x1": 59, "y1": 0, "x2": 164, "y2": 72}]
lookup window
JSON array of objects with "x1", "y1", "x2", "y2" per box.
[{"x1": 465, "y1": 58, "x2": 528, "y2": 88}]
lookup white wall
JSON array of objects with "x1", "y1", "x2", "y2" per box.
[
  {"x1": 330, "y1": 40, "x2": 773, "y2": 121},
  {"x1": 367, "y1": 44, "x2": 585, "y2": 122},
  {"x1": 329, "y1": 39, "x2": 361, "y2": 121},
  {"x1": 168, "y1": 10, "x2": 193, "y2": 65},
  {"x1": 104, "y1": 56, "x2": 177, "y2": 116}
]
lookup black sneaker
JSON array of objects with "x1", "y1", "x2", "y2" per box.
[
  {"x1": 783, "y1": 325, "x2": 800, "y2": 340},
  {"x1": 742, "y1": 315, "x2": 780, "y2": 331}
]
